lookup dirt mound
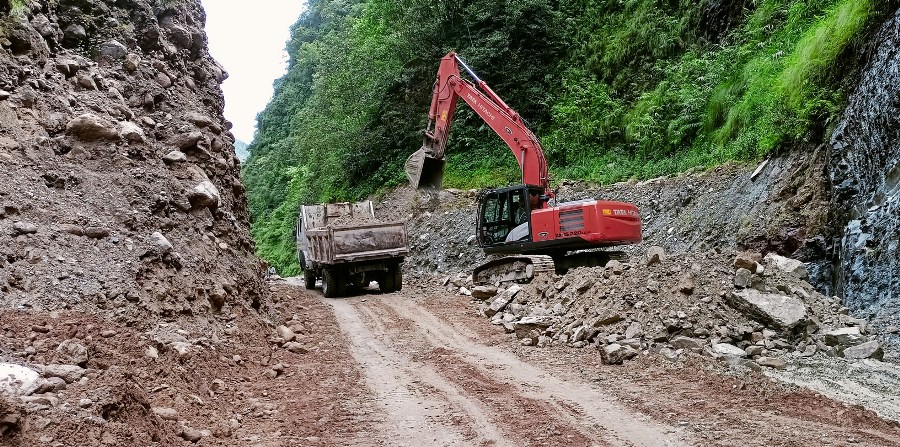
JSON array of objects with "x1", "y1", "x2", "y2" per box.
[{"x1": 0, "y1": 0, "x2": 270, "y2": 332}]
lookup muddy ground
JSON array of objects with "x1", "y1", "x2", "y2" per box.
[{"x1": 5, "y1": 279, "x2": 900, "y2": 446}]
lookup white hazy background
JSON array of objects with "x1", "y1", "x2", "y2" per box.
[{"x1": 203, "y1": 1, "x2": 306, "y2": 143}]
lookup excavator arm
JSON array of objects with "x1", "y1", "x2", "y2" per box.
[{"x1": 405, "y1": 52, "x2": 552, "y2": 200}]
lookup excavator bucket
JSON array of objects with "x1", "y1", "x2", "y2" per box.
[{"x1": 405, "y1": 146, "x2": 445, "y2": 190}]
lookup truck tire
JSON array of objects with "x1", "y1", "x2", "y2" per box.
[
  {"x1": 379, "y1": 266, "x2": 401, "y2": 293},
  {"x1": 393, "y1": 267, "x2": 403, "y2": 292},
  {"x1": 377, "y1": 271, "x2": 394, "y2": 293},
  {"x1": 322, "y1": 269, "x2": 339, "y2": 298},
  {"x1": 303, "y1": 270, "x2": 316, "y2": 290}
]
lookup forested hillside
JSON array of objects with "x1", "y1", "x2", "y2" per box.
[{"x1": 244, "y1": 0, "x2": 897, "y2": 274}]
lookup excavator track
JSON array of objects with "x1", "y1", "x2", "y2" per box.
[{"x1": 472, "y1": 255, "x2": 555, "y2": 286}]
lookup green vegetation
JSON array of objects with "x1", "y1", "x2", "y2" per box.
[{"x1": 244, "y1": 0, "x2": 896, "y2": 274}]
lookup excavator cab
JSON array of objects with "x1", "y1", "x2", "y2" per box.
[{"x1": 476, "y1": 185, "x2": 542, "y2": 248}]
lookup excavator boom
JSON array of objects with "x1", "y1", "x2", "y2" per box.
[{"x1": 405, "y1": 53, "x2": 552, "y2": 197}]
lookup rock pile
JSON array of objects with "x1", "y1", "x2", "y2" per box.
[
  {"x1": 447, "y1": 247, "x2": 887, "y2": 369},
  {"x1": 0, "y1": 0, "x2": 269, "y2": 331}
]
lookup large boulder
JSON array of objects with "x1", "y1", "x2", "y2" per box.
[{"x1": 727, "y1": 289, "x2": 807, "y2": 330}]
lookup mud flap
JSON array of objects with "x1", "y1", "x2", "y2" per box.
[{"x1": 405, "y1": 147, "x2": 445, "y2": 190}]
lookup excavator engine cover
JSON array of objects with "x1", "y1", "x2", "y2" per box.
[{"x1": 405, "y1": 147, "x2": 445, "y2": 190}]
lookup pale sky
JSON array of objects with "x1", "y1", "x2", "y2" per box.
[{"x1": 203, "y1": 1, "x2": 307, "y2": 143}]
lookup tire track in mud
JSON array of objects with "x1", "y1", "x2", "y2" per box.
[
  {"x1": 358, "y1": 299, "x2": 604, "y2": 447},
  {"x1": 324, "y1": 297, "x2": 512, "y2": 447},
  {"x1": 375, "y1": 294, "x2": 691, "y2": 447}
]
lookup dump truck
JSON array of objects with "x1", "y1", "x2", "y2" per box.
[{"x1": 296, "y1": 201, "x2": 408, "y2": 297}]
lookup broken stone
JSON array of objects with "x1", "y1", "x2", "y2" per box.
[
  {"x1": 600, "y1": 343, "x2": 638, "y2": 365},
  {"x1": 734, "y1": 268, "x2": 751, "y2": 288},
  {"x1": 123, "y1": 53, "x2": 141, "y2": 72},
  {"x1": 276, "y1": 325, "x2": 296, "y2": 343},
  {"x1": 732, "y1": 253, "x2": 761, "y2": 273},
  {"x1": 41, "y1": 364, "x2": 85, "y2": 384},
  {"x1": 163, "y1": 150, "x2": 187, "y2": 163},
  {"x1": 189, "y1": 181, "x2": 221, "y2": 210},
  {"x1": 624, "y1": 321, "x2": 643, "y2": 340},
  {"x1": 169, "y1": 342, "x2": 193, "y2": 359},
  {"x1": 484, "y1": 285, "x2": 521, "y2": 318},
  {"x1": 764, "y1": 253, "x2": 808, "y2": 280},
  {"x1": 471, "y1": 285, "x2": 498, "y2": 300},
  {"x1": 283, "y1": 342, "x2": 308, "y2": 354},
  {"x1": 646, "y1": 245, "x2": 665, "y2": 265},
  {"x1": 98, "y1": 40, "x2": 127, "y2": 60},
  {"x1": 606, "y1": 260, "x2": 624, "y2": 274},
  {"x1": 594, "y1": 313, "x2": 624, "y2": 326},
  {"x1": 756, "y1": 357, "x2": 786, "y2": 369},
  {"x1": 512, "y1": 316, "x2": 553, "y2": 339},
  {"x1": 727, "y1": 289, "x2": 807, "y2": 330},
  {"x1": 150, "y1": 232, "x2": 173, "y2": 254},
  {"x1": 712, "y1": 343, "x2": 746, "y2": 357},
  {"x1": 670, "y1": 335, "x2": 703, "y2": 351},
  {"x1": 55, "y1": 340, "x2": 88, "y2": 366},
  {"x1": 119, "y1": 121, "x2": 144, "y2": 142},
  {"x1": 153, "y1": 407, "x2": 178, "y2": 421},
  {"x1": 12, "y1": 222, "x2": 38, "y2": 235},
  {"x1": 0, "y1": 363, "x2": 41, "y2": 396},
  {"x1": 824, "y1": 327, "x2": 863, "y2": 348},
  {"x1": 841, "y1": 340, "x2": 883, "y2": 360},
  {"x1": 66, "y1": 114, "x2": 119, "y2": 141},
  {"x1": 180, "y1": 426, "x2": 203, "y2": 443},
  {"x1": 677, "y1": 273, "x2": 695, "y2": 295}
]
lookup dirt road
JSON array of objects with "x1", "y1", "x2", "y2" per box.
[{"x1": 284, "y1": 278, "x2": 900, "y2": 447}]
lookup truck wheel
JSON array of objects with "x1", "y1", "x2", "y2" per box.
[
  {"x1": 379, "y1": 267, "x2": 400, "y2": 293},
  {"x1": 337, "y1": 276, "x2": 349, "y2": 297},
  {"x1": 393, "y1": 267, "x2": 403, "y2": 292},
  {"x1": 322, "y1": 269, "x2": 339, "y2": 298},
  {"x1": 303, "y1": 270, "x2": 316, "y2": 290}
]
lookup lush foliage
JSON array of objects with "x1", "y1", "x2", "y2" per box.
[{"x1": 244, "y1": 0, "x2": 895, "y2": 273}]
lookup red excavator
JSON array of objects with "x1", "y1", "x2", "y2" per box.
[{"x1": 405, "y1": 52, "x2": 642, "y2": 284}]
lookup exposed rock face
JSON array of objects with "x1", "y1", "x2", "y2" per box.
[
  {"x1": 829, "y1": 9, "x2": 900, "y2": 322},
  {"x1": 0, "y1": 0, "x2": 268, "y2": 331}
]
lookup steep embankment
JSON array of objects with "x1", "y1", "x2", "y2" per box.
[
  {"x1": 0, "y1": 1, "x2": 285, "y2": 444},
  {"x1": 0, "y1": 0, "x2": 268, "y2": 330},
  {"x1": 829, "y1": 9, "x2": 900, "y2": 320}
]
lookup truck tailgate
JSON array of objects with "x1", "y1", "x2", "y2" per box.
[{"x1": 308, "y1": 222, "x2": 408, "y2": 263}]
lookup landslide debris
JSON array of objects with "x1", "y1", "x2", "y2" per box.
[
  {"x1": 0, "y1": 0, "x2": 269, "y2": 330},
  {"x1": 440, "y1": 248, "x2": 889, "y2": 371}
]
